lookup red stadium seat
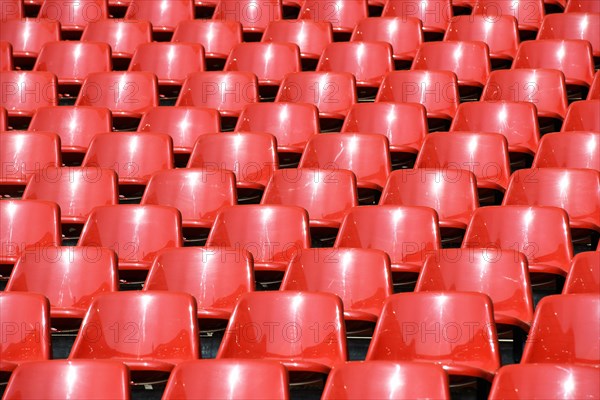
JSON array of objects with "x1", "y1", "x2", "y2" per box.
[
  {"x1": 462, "y1": 205, "x2": 573, "y2": 278},
  {"x1": 22, "y1": 167, "x2": 118, "y2": 226},
  {"x1": 565, "y1": 0, "x2": 600, "y2": 13},
  {"x1": 382, "y1": 0, "x2": 452, "y2": 37},
  {"x1": 489, "y1": 364, "x2": 600, "y2": 400},
  {"x1": 444, "y1": 15, "x2": 520, "y2": 66},
  {"x1": 172, "y1": 20, "x2": 242, "y2": 68},
  {"x1": 213, "y1": 0, "x2": 283, "y2": 36},
  {"x1": 0, "y1": 106, "x2": 7, "y2": 130},
  {"x1": 416, "y1": 249, "x2": 534, "y2": 331},
  {"x1": 0, "y1": 293, "x2": 51, "y2": 381},
  {"x1": 299, "y1": 133, "x2": 391, "y2": 193},
  {"x1": 521, "y1": 294, "x2": 599, "y2": 365},
  {"x1": 82, "y1": 132, "x2": 173, "y2": 186},
  {"x1": 235, "y1": 102, "x2": 319, "y2": 158},
  {"x1": 144, "y1": 247, "x2": 253, "y2": 325},
  {"x1": 125, "y1": 0, "x2": 194, "y2": 33},
  {"x1": 0, "y1": 41, "x2": 12, "y2": 71},
  {"x1": 450, "y1": 101, "x2": 540, "y2": 158},
  {"x1": 562, "y1": 100, "x2": 600, "y2": 132},
  {"x1": 512, "y1": 39, "x2": 595, "y2": 89},
  {"x1": 299, "y1": 0, "x2": 368, "y2": 37},
  {"x1": 33, "y1": 41, "x2": 112, "y2": 97},
  {"x1": 187, "y1": 132, "x2": 277, "y2": 192},
  {"x1": 176, "y1": 71, "x2": 259, "y2": 127},
  {"x1": 1, "y1": 71, "x2": 58, "y2": 118},
  {"x1": 129, "y1": 43, "x2": 205, "y2": 88},
  {"x1": 532, "y1": 131, "x2": 600, "y2": 170},
  {"x1": 76, "y1": 72, "x2": 159, "y2": 120},
  {"x1": 588, "y1": 71, "x2": 600, "y2": 100},
  {"x1": 39, "y1": 0, "x2": 108, "y2": 34},
  {"x1": 141, "y1": 168, "x2": 237, "y2": 230},
  {"x1": 224, "y1": 42, "x2": 301, "y2": 89},
  {"x1": 538, "y1": 13, "x2": 600, "y2": 62},
  {"x1": 366, "y1": 292, "x2": 500, "y2": 382},
  {"x1": 351, "y1": 17, "x2": 423, "y2": 69},
  {"x1": 261, "y1": 168, "x2": 358, "y2": 229},
  {"x1": 380, "y1": 169, "x2": 478, "y2": 234},
  {"x1": 334, "y1": 206, "x2": 441, "y2": 280},
  {"x1": 138, "y1": 106, "x2": 220, "y2": 159},
  {"x1": 81, "y1": 20, "x2": 152, "y2": 62},
  {"x1": 0, "y1": 19, "x2": 60, "y2": 67},
  {"x1": 472, "y1": 0, "x2": 545, "y2": 36},
  {"x1": 163, "y1": 360, "x2": 288, "y2": 400},
  {"x1": 29, "y1": 106, "x2": 112, "y2": 162},
  {"x1": 206, "y1": 205, "x2": 310, "y2": 276},
  {"x1": 412, "y1": 41, "x2": 491, "y2": 92},
  {"x1": 276, "y1": 71, "x2": 357, "y2": 126},
  {"x1": 0, "y1": 0, "x2": 23, "y2": 21},
  {"x1": 503, "y1": 168, "x2": 600, "y2": 236},
  {"x1": 77, "y1": 204, "x2": 183, "y2": 273},
  {"x1": 563, "y1": 252, "x2": 600, "y2": 294},
  {"x1": 217, "y1": 291, "x2": 347, "y2": 376},
  {"x1": 322, "y1": 361, "x2": 450, "y2": 400},
  {"x1": 3, "y1": 360, "x2": 130, "y2": 400},
  {"x1": 69, "y1": 291, "x2": 199, "y2": 381},
  {"x1": 6, "y1": 246, "x2": 118, "y2": 321},
  {"x1": 262, "y1": 20, "x2": 332, "y2": 67},
  {"x1": 316, "y1": 41, "x2": 394, "y2": 90},
  {"x1": 0, "y1": 131, "x2": 61, "y2": 189},
  {"x1": 415, "y1": 132, "x2": 511, "y2": 196},
  {"x1": 376, "y1": 70, "x2": 460, "y2": 128},
  {"x1": 281, "y1": 248, "x2": 392, "y2": 324}
]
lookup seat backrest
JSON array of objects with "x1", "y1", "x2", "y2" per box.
[
  {"x1": 0, "y1": 131, "x2": 61, "y2": 185},
  {"x1": 125, "y1": 0, "x2": 194, "y2": 32},
  {"x1": 561, "y1": 100, "x2": 600, "y2": 132},
  {"x1": 262, "y1": 20, "x2": 332, "y2": 59},
  {"x1": 563, "y1": 252, "x2": 600, "y2": 294},
  {"x1": 351, "y1": 17, "x2": 423, "y2": 62},
  {"x1": 1, "y1": 41, "x2": 13, "y2": 71},
  {"x1": 532, "y1": 131, "x2": 600, "y2": 170},
  {"x1": 81, "y1": 20, "x2": 152, "y2": 58},
  {"x1": 382, "y1": 0, "x2": 453, "y2": 33},
  {"x1": 1, "y1": 71, "x2": 58, "y2": 117},
  {"x1": 129, "y1": 43, "x2": 205, "y2": 85},
  {"x1": 538, "y1": 13, "x2": 599, "y2": 57},
  {"x1": 472, "y1": 0, "x2": 545, "y2": 31},
  {"x1": 299, "y1": 0, "x2": 368, "y2": 33},
  {"x1": 39, "y1": 0, "x2": 108, "y2": 31},
  {"x1": 0, "y1": 19, "x2": 60, "y2": 58},
  {"x1": 172, "y1": 20, "x2": 243, "y2": 59},
  {"x1": 213, "y1": 0, "x2": 283, "y2": 33},
  {"x1": 0, "y1": 0, "x2": 23, "y2": 21},
  {"x1": 565, "y1": 0, "x2": 600, "y2": 13}
]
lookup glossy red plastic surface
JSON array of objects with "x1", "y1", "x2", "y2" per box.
[
  {"x1": 299, "y1": 0, "x2": 368, "y2": 33},
  {"x1": 532, "y1": 131, "x2": 599, "y2": 170},
  {"x1": 81, "y1": 20, "x2": 152, "y2": 59},
  {"x1": 565, "y1": 0, "x2": 600, "y2": 13},
  {"x1": 176, "y1": 71, "x2": 259, "y2": 118},
  {"x1": 366, "y1": 292, "x2": 500, "y2": 381},
  {"x1": 77, "y1": 205, "x2": 183, "y2": 271},
  {"x1": 261, "y1": 168, "x2": 358, "y2": 229},
  {"x1": 125, "y1": 0, "x2": 194, "y2": 32},
  {"x1": 0, "y1": 292, "x2": 51, "y2": 375},
  {"x1": 187, "y1": 132, "x2": 277, "y2": 191},
  {"x1": 589, "y1": 71, "x2": 600, "y2": 100},
  {"x1": 415, "y1": 132, "x2": 511, "y2": 192},
  {"x1": 538, "y1": 13, "x2": 600, "y2": 58},
  {"x1": 351, "y1": 17, "x2": 423, "y2": 62},
  {"x1": 3, "y1": 360, "x2": 130, "y2": 400},
  {"x1": 450, "y1": 101, "x2": 540, "y2": 156},
  {"x1": 235, "y1": 103, "x2": 319, "y2": 154},
  {"x1": 213, "y1": 0, "x2": 283, "y2": 33},
  {"x1": 382, "y1": 0, "x2": 453, "y2": 33},
  {"x1": 472, "y1": 0, "x2": 545, "y2": 32},
  {"x1": 39, "y1": 0, "x2": 108, "y2": 32},
  {"x1": 503, "y1": 168, "x2": 600, "y2": 233},
  {"x1": 69, "y1": 291, "x2": 199, "y2": 372},
  {"x1": 299, "y1": 133, "x2": 391, "y2": 191},
  {"x1": 444, "y1": 15, "x2": 519, "y2": 61},
  {"x1": 412, "y1": 41, "x2": 491, "y2": 88},
  {"x1": 0, "y1": 131, "x2": 61, "y2": 186},
  {"x1": 163, "y1": 359, "x2": 289, "y2": 400},
  {"x1": 416, "y1": 249, "x2": 534, "y2": 331},
  {"x1": 141, "y1": 168, "x2": 237, "y2": 229},
  {"x1": 0, "y1": 106, "x2": 7, "y2": 130},
  {"x1": 172, "y1": 20, "x2": 242, "y2": 60},
  {"x1": 1, "y1": 71, "x2": 58, "y2": 117},
  {"x1": 0, "y1": 19, "x2": 60, "y2": 58},
  {"x1": 144, "y1": 247, "x2": 253, "y2": 321},
  {"x1": 22, "y1": 167, "x2": 118, "y2": 225},
  {"x1": 521, "y1": 294, "x2": 600, "y2": 365},
  {"x1": 0, "y1": 0, "x2": 23, "y2": 21},
  {"x1": 489, "y1": 364, "x2": 600, "y2": 400},
  {"x1": 129, "y1": 43, "x2": 205, "y2": 86},
  {"x1": 82, "y1": 132, "x2": 173, "y2": 186},
  {"x1": 276, "y1": 71, "x2": 357, "y2": 120},
  {"x1": 138, "y1": 106, "x2": 220, "y2": 154},
  {"x1": 481, "y1": 69, "x2": 568, "y2": 120},
  {"x1": 322, "y1": 361, "x2": 450, "y2": 400},
  {"x1": 262, "y1": 20, "x2": 332, "y2": 60},
  {"x1": 0, "y1": 41, "x2": 12, "y2": 71},
  {"x1": 281, "y1": 248, "x2": 392, "y2": 323},
  {"x1": 561, "y1": 100, "x2": 600, "y2": 132},
  {"x1": 225, "y1": 42, "x2": 301, "y2": 86},
  {"x1": 462, "y1": 205, "x2": 573, "y2": 277},
  {"x1": 6, "y1": 246, "x2": 118, "y2": 320},
  {"x1": 334, "y1": 205, "x2": 441, "y2": 274},
  {"x1": 380, "y1": 169, "x2": 478, "y2": 231},
  {"x1": 376, "y1": 70, "x2": 460, "y2": 121},
  {"x1": 317, "y1": 42, "x2": 393, "y2": 88},
  {"x1": 563, "y1": 252, "x2": 600, "y2": 294},
  {"x1": 217, "y1": 291, "x2": 347, "y2": 374}
]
